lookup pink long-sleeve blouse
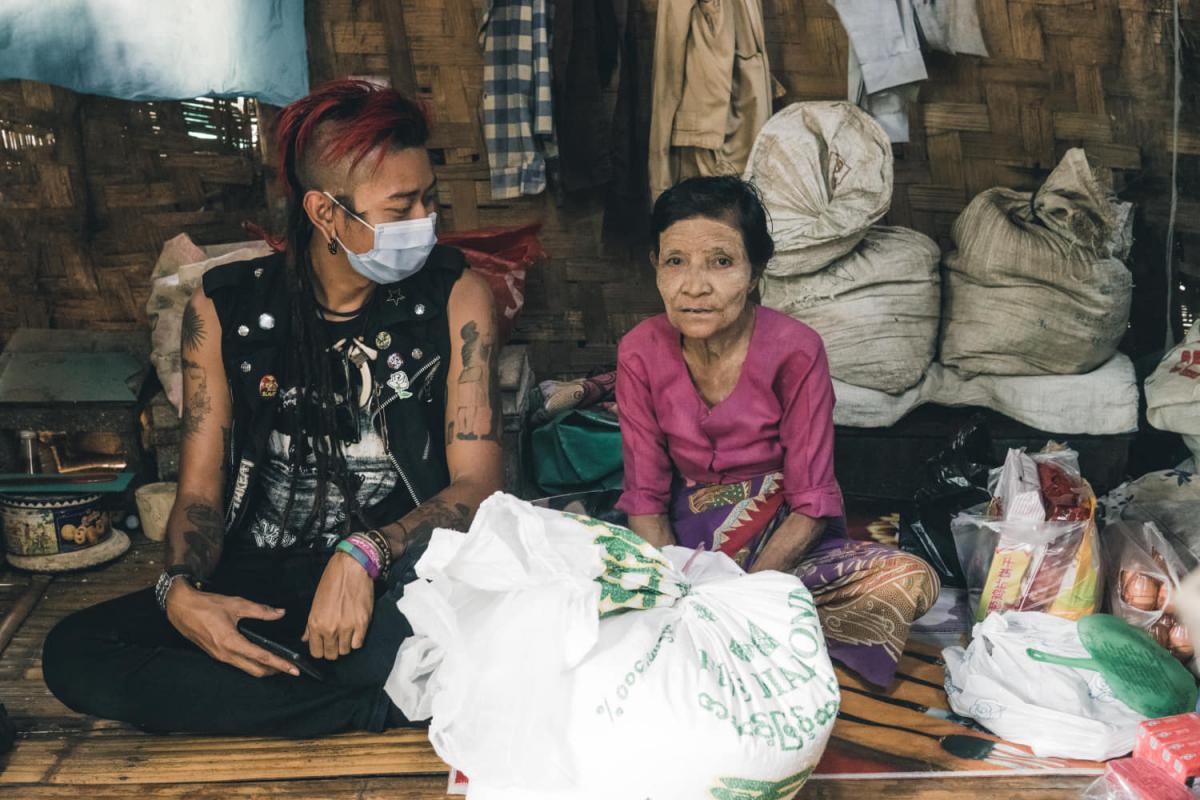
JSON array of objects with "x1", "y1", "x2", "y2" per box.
[{"x1": 616, "y1": 305, "x2": 844, "y2": 521}]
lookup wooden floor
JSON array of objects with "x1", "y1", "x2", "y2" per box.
[{"x1": 0, "y1": 539, "x2": 1096, "y2": 799}]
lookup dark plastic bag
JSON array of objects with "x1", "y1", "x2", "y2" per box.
[{"x1": 898, "y1": 418, "x2": 995, "y2": 588}]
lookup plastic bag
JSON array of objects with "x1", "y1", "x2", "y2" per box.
[
  {"x1": 954, "y1": 445, "x2": 1102, "y2": 622},
  {"x1": 440, "y1": 224, "x2": 546, "y2": 344},
  {"x1": 385, "y1": 493, "x2": 839, "y2": 800},
  {"x1": 943, "y1": 612, "x2": 1147, "y2": 761},
  {"x1": 1084, "y1": 757, "x2": 1195, "y2": 800},
  {"x1": 898, "y1": 418, "x2": 994, "y2": 589},
  {"x1": 1105, "y1": 520, "x2": 1195, "y2": 667}
]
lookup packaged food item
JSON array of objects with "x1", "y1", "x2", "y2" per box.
[
  {"x1": 1084, "y1": 757, "x2": 1194, "y2": 800},
  {"x1": 954, "y1": 445, "x2": 1101, "y2": 622},
  {"x1": 1135, "y1": 714, "x2": 1200, "y2": 785},
  {"x1": 1105, "y1": 520, "x2": 1195, "y2": 665}
]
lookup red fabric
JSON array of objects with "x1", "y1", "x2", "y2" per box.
[{"x1": 441, "y1": 224, "x2": 546, "y2": 344}]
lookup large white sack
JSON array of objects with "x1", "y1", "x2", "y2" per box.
[
  {"x1": 943, "y1": 612, "x2": 1146, "y2": 761},
  {"x1": 745, "y1": 102, "x2": 893, "y2": 277},
  {"x1": 386, "y1": 493, "x2": 839, "y2": 800},
  {"x1": 940, "y1": 148, "x2": 1133, "y2": 376},
  {"x1": 761, "y1": 226, "x2": 939, "y2": 393},
  {"x1": 1146, "y1": 321, "x2": 1200, "y2": 435},
  {"x1": 830, "y1": 353, "x2": 1138, "y2": 435}
]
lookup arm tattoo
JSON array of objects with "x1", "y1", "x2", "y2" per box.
[
  {"x1": 452, "y1": 320, "x2": 501, "y2": 443},
  {"x1": 388, "y1": 498, "x2": 472, "y2": 556},
  {"x1": 180, "y1": 366, "x2": 211, "y2": 439},
  {"x1": 166, "y1": 502, "x2": 224, "y2": 577},
  {"x1": 181, "y1": 303, "x2": 205, "y2": 352}
]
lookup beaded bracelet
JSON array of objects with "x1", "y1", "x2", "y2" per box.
[
  {"x1": 359, "y1": 528, "x2": 393, "y2": 571},
  {"x1": 346, "y1": 533, "x2": 386, "y2": 574},
  {"x1": 336, "y1": 538, "x2": 381, "y2": 580}
]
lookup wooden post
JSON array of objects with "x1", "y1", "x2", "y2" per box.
[{"x1": 378, "y1": 0, "x2": 419, "y2": 97}]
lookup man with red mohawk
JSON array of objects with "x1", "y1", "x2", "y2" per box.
[{"x1": 43, "y1": 81, "x2": 504, "y2": 736}]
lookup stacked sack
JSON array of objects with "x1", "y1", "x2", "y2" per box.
[
  {"x1": 940, "y1": 148, "x2": 1134, "y2": 375},
  {"x1": 1146, "y1": 321, "x2": 1200, "y2": 464},
  {"x1": 747, "y1": 102, "x2": 941, "y2": 395}
]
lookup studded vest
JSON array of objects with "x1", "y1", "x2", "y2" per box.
[{"x1": 201, "y1": 246, "x2": 466, "y2": 542}]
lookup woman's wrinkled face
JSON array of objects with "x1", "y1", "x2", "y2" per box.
[{"x1": 654, "y1": 216, "x2": 754, "y2": 340}]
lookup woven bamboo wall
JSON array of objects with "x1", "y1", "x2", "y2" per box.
[
  {"x1": 0, "y1": 0, "x2": 1194, "y2": 380},
  {"x1": 305, "y1": 0, "x2": 1198, "y2": 378},
  {"x1": 0, "y1": 83, "x2": 266, "y2": 341}
]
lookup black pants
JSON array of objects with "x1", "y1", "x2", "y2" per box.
[{"x1": 42, "y1": 546, "x2": 417, "y2": 737}]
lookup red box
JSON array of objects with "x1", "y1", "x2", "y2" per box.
[
  {"x1": 1158, "y1": 741, "x2": 1200, "y2": 784},
  {"x1": 1132, "y1": 719, "x2": 1200, "y2": 762}
]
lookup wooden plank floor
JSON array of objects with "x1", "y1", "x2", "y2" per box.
[{"x1": 0, "y1": 539, "x2": 1095, "y2": 798}]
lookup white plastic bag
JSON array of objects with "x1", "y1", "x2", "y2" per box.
[
  {"x1": 386, "y1": 493, "x2": 839, "y2": 800},
  {"x1": 943, "y1": 612, "x2": 1146, "y2": 761}
]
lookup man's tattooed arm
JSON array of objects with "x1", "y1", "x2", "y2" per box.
[
  {"x1": 165, "y1": 501, "x2": 225, "y2": 577},
  {"x1": 181, "y1": 302, "x2": 206, "y2": 352},
  {"x1": 378, "y1": 498, "x2": 473, "y2": 558},
  {"x1": 450, "y1": 320, "x2": 501, "y2": 443},
  {"x1": 166, "y1": 292, "x2": 231, "y2": 578},
  {"x1": 180, "y1": 358, "x2": 211, "y2": 439}
]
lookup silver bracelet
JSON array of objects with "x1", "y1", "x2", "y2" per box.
[{"x1": 155, "y1": 570, "x2": 197, "y2": 612}]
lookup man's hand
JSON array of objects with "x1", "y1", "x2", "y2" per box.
[
  {"x1": 165, "y1": 582, "x2": 300, "y2": 678},
  {"x1": 303, "y1": 551, "x2": 375, "y2": 660}
]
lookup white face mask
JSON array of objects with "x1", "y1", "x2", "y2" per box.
[{"x1": 324, "y1": 191, "x2": 437, "y2": 284}]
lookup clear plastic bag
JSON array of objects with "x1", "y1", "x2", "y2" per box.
[
  {"x1": 954, "y1": 445, "x2": 1102, "y2": 622},
  {"x1": 1083, "y1": 757, "x2": 1194, "y2": 800},
  {"x1": 1104, "y1": 519, "x2": 1195, "y2": 667}
]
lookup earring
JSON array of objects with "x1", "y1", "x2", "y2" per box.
[{"x1": 327, "y1": 238, "x2": 339, "y2": 255}]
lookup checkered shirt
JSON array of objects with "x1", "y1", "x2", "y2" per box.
[{"x1": 481, "y1": 0, "x2": 556, "y2": 199}]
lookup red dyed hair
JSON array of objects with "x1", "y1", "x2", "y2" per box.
[{"x1": 275, "y1": 79, "x2": 430, "y2": 197}]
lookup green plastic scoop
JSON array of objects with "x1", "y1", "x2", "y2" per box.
[{"x1": 1026, "y1": 613, "x2": 1198, "y2": 718}]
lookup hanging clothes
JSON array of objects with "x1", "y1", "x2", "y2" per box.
[
  {"x1": 481, "y1": 0, "x2": 557, "y2": 199},
  {"x1": 551, "y1": 0, "x2": 629, "y2": 193},
  {"x1": 830, "y1": 0, "x2": 987, "y2": 143},
  {"x1": 648, "y1": 0, "x2": 773, "y2": 201}
]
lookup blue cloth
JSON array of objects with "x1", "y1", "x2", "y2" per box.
[
  {"x1": 0, "y1": 0, "x2": 308, "y2": 106},
  {"x1": 481, "y1": 0, "x2": 556, "y2": 199}
]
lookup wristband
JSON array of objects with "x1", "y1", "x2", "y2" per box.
[
  {"x1": 155, "y1": 568, "x2": 201, "y2": 612},
  {"x1": 360, "y1": 528, "x2": 393, "y2": 571},
  {"x1": 345, "y1": 534, "x2": 385, "y2": 575},
  {"x1": 336, "y1": 538, "x2": 380, "y2": 580}
]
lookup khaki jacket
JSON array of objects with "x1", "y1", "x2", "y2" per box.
[{"x1": 649, "y1": 0, "x2": 773, "y2": 201}]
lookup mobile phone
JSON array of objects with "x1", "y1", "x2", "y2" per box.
[{"x1": 236, "y1": 617, "x2": 327, "y2": 681}]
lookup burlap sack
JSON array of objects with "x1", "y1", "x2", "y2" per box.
[
  {"x1": 745, "y1": 102, "x2": 893, "y2": 277},
  {"x1": 761, "y1": 226, "x2": 939, "y2": 393},
  {"x1": 939, "y1": 148, "x2": 1133, "y2": 376}
]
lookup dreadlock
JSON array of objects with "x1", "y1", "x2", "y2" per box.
[{"x1": 272, "y1": 79, "x2": 431, "y2": 541}]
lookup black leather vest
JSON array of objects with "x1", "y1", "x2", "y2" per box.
[{"x1": 201, "y1": 245, "x2": 467, "y2": 542}]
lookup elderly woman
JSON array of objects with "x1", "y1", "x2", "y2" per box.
[{"x1": 616, "y1": 176, "x2": 938, "y2": 687}]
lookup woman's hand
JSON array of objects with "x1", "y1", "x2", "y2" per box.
[
  {"x1": 628, "y1": 514, "x2": 677, "y2": 549},
  {"x1": 303, "y1": 552, "x2": 375, "y2": 660},
  {"x1": 749, "y1": 513, "x2": 825, "y2": 574},
  {"x1": 166, "y1": 583, "x2": 300, "y2": 678}
]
